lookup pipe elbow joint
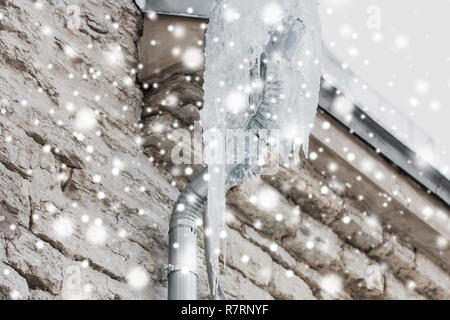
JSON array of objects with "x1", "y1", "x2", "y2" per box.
[{"x1": 169, "y1": 183, "x2": 207, "y2": 231}]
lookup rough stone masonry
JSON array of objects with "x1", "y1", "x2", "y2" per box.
[{"x1": 0, "y1": 0, "x2": 449, "y2": 300}]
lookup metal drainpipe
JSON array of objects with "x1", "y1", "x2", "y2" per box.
[
  {"x1": 168, "y1": 127, "x2": 270, "y2": 300},
  {"x1": 168, "y1": 167, "x2": 208, "y2": 300}
]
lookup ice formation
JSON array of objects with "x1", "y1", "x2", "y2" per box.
[{"x1": 201, "y1": 0, "x2": 322, "y2": 296}]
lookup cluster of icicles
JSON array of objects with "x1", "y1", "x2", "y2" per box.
[{"x1": 201, "y1": 0, "x2": 322, "y2": 298}]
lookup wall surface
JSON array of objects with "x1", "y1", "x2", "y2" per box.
[
  {"x1": 0, "y1": 0, "x2": 177, "y2": 299},
  {"x1": 0, "y1": 1, "x2": 449, "y2": 300}
]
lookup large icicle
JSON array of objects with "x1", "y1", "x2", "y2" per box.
[{"x1": 201, "y1": 0, "x2": 322, "y2": 296}]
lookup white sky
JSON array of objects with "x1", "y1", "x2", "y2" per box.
[{"x1": 319, "y1": 0, "x2": 450, "y2": 175}]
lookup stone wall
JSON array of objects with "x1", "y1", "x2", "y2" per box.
[
  {"x1": 0, "y1": 1, "x2": 449, "y2": 300},
  {"x1": 0, "y1": 0, "x2": 177, "y2": 299}
]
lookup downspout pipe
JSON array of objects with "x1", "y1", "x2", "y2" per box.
[
  {"x1": 168, "y1": 127, "x2": 269, "y2": 300},
  {"x1": 167, "y1": 17, "x2": 297, "y2": 300},
  {"x1": 168, "y1": 167, "x2": 208, "y2": 300}
]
